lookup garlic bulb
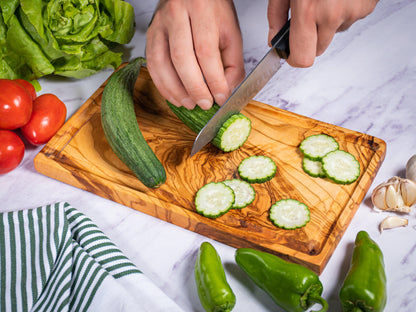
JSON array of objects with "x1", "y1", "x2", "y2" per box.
[
  {"x1": 379, "y1": 216, "x2": 408, "y2": 233},
  {"x1": 371, "y1": 176, "x2": 416, "y2": 212},
  {"x1": 406, "y1": 154, "x2": 416, "y2": 182}
]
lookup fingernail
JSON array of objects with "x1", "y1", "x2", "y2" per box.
[
  {"x1": 168, "y1": 97, "x2": 180, "y2": 107},
  {"x1": 181, "y1": 97, "x2": 196, "y2": 109},
  {"x1": 196, "y1": 99, "x2": 212, "y2": 110},
  {"x1": 214, "y1": 93, "x2": 227, "y2": 105}
]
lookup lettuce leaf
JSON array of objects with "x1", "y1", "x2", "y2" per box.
[{"x1": 0, "y1": 0, "x2": 135, "y2": 80}]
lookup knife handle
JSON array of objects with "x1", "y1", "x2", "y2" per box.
[{"x1": 271, "y1": 19, "x2": 290, "y2": 59}]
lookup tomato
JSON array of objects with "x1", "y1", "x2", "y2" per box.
[
  {"x1": 14, "y1": 79, "x2": 37, "y2": 100},
  {"x1": 0, "y1": 79, "x2": 33, "y2": 130},
  {"x1": 21, "y1": 94, "x2": 67, "y2": 145},
  {"x1": 0, "y1": 130, "x2": 25, "y2": 174}
]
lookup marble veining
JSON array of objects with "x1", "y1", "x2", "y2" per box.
[{"x1": 1, "y1": 0, "x2": 416, "y2": 311}]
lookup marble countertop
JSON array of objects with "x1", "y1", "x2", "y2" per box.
[{"x1": 2, "y1": 0, "x2": 416, "y2": 311}]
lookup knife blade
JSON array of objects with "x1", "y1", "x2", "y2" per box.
[{"x1": 190, "y1": 19, "x2": 291, "y2": 157}]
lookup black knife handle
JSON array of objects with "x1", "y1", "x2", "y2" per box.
[{"x1": 271, "y1": 19, "x2": 290, "y2": 59}]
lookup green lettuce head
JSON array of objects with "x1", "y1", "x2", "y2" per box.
[{"x1": 0, "y1": 0, "x2": 135, "y2": 80}]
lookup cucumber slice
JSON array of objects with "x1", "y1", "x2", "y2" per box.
[
  {"x1": 214, "y1": 114, "x2": 252, "y2": 152},
  {"x1": 238, "y1": 155, "x2": 276, "y2": 183},
  {"x1": 299, "y1": 134, "x2": 339, "y2": 160},
  {"x1": 195, "y1": 182, "x2": 235, "y2": 218},
  {"x1": 322, "y1": 150, "x2": 361, "y2": 184},
  {"x1": 223, "y1": 179, "x2": 256, "y2": 209},
  {"x1": 302, "y1": 157, "x2": 326, "y2": 178},
  {"x1": 269, "y1": 199, "x2": 310, "y2": 230}
]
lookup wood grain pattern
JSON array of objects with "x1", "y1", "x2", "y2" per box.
[{"x1": 34, "y1": 66, "x2": 386, "y2": 274}]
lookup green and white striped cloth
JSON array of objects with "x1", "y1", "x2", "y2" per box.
[{"x1": 0, "y1": 202, "x2": 184, "y2": 312}]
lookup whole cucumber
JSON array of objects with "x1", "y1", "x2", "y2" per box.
[{"x1": 101, "y1": 57, "x2": 166, "y2": 188}]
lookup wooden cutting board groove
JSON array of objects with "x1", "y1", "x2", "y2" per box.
[{"x1": 34, "y1": 66, "x2": 386, "y2": 274}]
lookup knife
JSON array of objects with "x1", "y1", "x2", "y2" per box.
[{"x1": 190, "y1": 19, "x2": 291, "y2": 157}]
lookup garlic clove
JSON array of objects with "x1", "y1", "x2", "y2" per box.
[
  {"x1": 387, "y1": 176, "x2": 400, "y2": 188},
  {"x1": 406, "y1": 154, "x2": 416, "y2": 182},
  {"x1": 379, "y1": 216, "x2": 408, "y2": 233},
  {"x1": 372, "y1": 185, "x2": 387, "y2": 210},
  {"x1": 385, "y1": 184, "x2": 400, "y2": 209},
  {"x1": 401, "y1": 179, "x2": 416, "y2": 206}
]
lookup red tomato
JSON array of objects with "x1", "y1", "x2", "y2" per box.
[
  {"x1": 0, "y1": 130, "x2": 25, "y2": 174},
  {"x1": 21, "y1": 94, "x2": 67, "y2": 145},
  {"x1": 0, "y1": 79, "x2": 33, "y2": 130},
  {"x1": 14, "y1": 79, "x2": 37, "y2": 100}
]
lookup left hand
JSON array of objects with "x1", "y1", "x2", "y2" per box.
[
  {"x1": 267, "y1": 0, "x2": 379, "y2": 67},
  {"x1": 145, "y1": 0, "x2": 245, "y2": 110}
]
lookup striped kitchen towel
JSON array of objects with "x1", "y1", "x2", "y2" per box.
[{"x1": 0, "y1": 202, "x2": 184, "y2": 312}]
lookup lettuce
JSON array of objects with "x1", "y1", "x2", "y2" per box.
[{"x1": 0, "y1": 0, "x2": 135, "y2": 80}]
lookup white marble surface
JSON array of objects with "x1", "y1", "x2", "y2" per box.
[{"x1": 2, "y1": 0, "x2": 416, "y2": 311}]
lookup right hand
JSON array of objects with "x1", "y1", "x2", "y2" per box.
[
  {"x1": 267, "y1": 0, "x2": 378, "y2": 67},
  {"x1": 146, "y1": 0, "x2": 245, "y2": 110}
]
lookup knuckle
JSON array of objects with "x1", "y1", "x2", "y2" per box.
[
  {"x1": 187, "y1": 84, "x2": 210, "y2": 100},
  {"x1": 189, "y1": 0, "x2": 205, "y2": 15},
  {"x1": 170, "y1": 48, "x2": 187, "y2": 64},
  {"x1": 164, "y1": 0, "x2": 183, "y2": 17},
  {"x1": 145, "y1": 50, "x2": 163, "y2": 70},
  {"x1": 205, "y1": 76, "x2": 227, "y2": 91},
  {"x1": 324, "y1": 7, "x2": 344, "y2": 29},
  {"x1": 194, "y1": 41, "x2": 216, "y2": 59}
]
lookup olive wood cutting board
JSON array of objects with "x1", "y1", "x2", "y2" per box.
[{"x1": 34, "y1": 66, "x2": 386, "y2": 274}]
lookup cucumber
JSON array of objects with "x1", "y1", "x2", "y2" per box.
[
  {"x1": 215, "y1": 114, "x2": 251, "y2": 152},
  {"x1": 167, "y1": 101, "x2": 218, "y2": 133},
  {"x1": 101, "y1": 57, "x2": 166, "y2": 188},
  {"x1": 299, "y1": 134, "x2": 339, "y2": 160},
  {"x1": 269, "y1": 199, "x2": 310, "y2": 230},
  {"x1": 300, "y1": 134, "x2": 361, "y2": 184},
  {"x1": 302, "y1": 157, "x2": 326, "y2": 178},
  {"x1": 195, "y1": 182, "x2": 235, "y2": 218},
  {"x1": 322, "y1": 150, "x2": 361, "y2": 184},
  {"x1": 223, "y1": 179, "x2": 256, "y2": 209},
  {"x1": 238, "y1": 155, "x2": 276, "y2": 183},
  {"x1": 167, "y1": 102, "x2": 251, "y2": 152}
]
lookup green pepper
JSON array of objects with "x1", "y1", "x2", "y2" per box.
[
  {"x1": 339, "y1": 231, "x2": 387, "y2": 312},
  {"x1": 195, "y1": 242, "x2": 236, "y2": 312},
  {"x1": 235, "y1": 248, "x2": 328, "y2": 312}
]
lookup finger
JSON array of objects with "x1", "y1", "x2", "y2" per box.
[
  {"x1": 168, "y1": 6, "x2": 213, "y2": 110},
  {"x1": 219, "y1": 1, "x2": 245, "y2": 98},
  {"x1": 146, "y1": 22, "x2": 196, "y2": 109},
  {"x1": 221, "y1": 22, "x2": 245, "y2": 93},
  {"x1": 191, "y1": 3, "x2": 230, "y2": 106},
  {"x1": 222, "y1": 41, "x2": 245, "y2": 95},
  {"x1": 315, "y1": 25, "x2": 336, "y2": 56},
  {"x1": 287, "y1": 0, "x2": 317, "y2": 68},
  {"x1": 314, "y1": 2, "x2": 344, "y2": 56},
  {"x1": 267, "y1": 0, "x2": 290, "y2": 46}
]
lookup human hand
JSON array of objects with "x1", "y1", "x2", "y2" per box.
[
  {"x1": 146, "y1": 0, "x2": 245, "y2": 110},
  {"x1": 267, "y1": 0, "x2": 378, "y2": 67}
]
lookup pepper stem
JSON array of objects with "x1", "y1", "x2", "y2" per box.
[{"x1": 308, "y1": 292, "x2": 329, "y2": 312}]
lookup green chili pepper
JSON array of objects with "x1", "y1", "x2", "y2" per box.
[
  {"x1": 194, "y1": 242, "x2": 236, "y2": 312},
  {"x1": 235, "y1": 248, "x2": 328, "y2": 312},
  {"x1": 339, "y1": 231, "x2": 387, "y2": 312}
]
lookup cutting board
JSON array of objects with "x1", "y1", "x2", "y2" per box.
[{"x1": 34, "y1": 65, "x2": 386, "y2": 274}]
